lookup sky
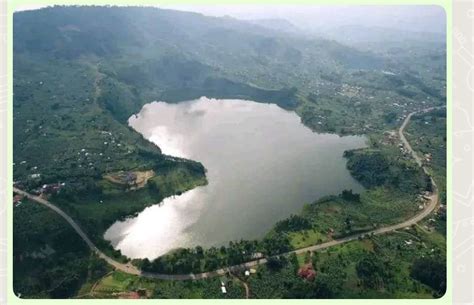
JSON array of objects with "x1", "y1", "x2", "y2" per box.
[
  {"x1": 15, "y1": 4, "x2": 446, "y2": 34},
  {"x1": 158, "y1": 5, "x2": 446, "y2": 34}
]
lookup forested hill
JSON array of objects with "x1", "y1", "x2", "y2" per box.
[
  {"x1": 13, "y1": 6, "x2": 445, "y2": 191},
  {"x1": 14, "y1": 6, "x2": 386, "y2": 110},
  {"x1": 14, "y1": 6, "x2": 445, "y2": 128}
]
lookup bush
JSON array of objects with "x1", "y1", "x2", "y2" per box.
[
  {"x1": 410, "y1": 257, "x2": 446, "y2": 296},
  {"x1": 274, "y1": 215, "x2": 312, "y2": 232}
]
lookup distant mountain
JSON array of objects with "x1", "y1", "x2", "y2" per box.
[
  {"x1": 293, "y1": 6, "x2": 446, "y2": 36},
  {"x1": 319, "y1": 25, "x2": 445, "y2": 49},
  {"x1": 14, "y1": 6, "x2": 385, "y2": 94},
  {"x1": 248, "y1": 18, "x2": 300, "y2": 33}
]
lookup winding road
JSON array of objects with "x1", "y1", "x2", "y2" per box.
[{"x1": 13, "y1": 107, "x2": 442, "y2": 281}]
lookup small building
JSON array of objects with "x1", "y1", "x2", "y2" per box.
[
  {"x1": 13, "y1": 194, "x2": 24, "y2": 204},
  {"x1": 118, "y1": 291, "x2": 140, "y2": 299},
  {"x1": 219, "y1": 277, "x2": 229, "y2": 294},
  {"x1": 136, "y1": 288, "x2": 147, "y2": 297},
  {"x1": 125, "y1": 172, "x2": 137, "y2": 185},
  {"x1": 41, "y1": 183, "x2": 62, "y2": 195},
  {"x1": 298, "y1": 264, "x2": 317, "y2": 281}
]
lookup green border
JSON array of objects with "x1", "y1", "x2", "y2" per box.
[{"x1": 6, "y1": 1, "x2": 453, "y2": 304}]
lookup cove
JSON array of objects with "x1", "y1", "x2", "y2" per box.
[{"x1": 104, "y1": 97, "x2": 367, "y2": 259}]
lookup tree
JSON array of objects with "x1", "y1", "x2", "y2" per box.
[
  {"x1": 266, "y1": 256, "x2": 287, "y2": 271},
  {"x1": 410, "y1": 257, "x2": 446, "y2": 297},
  {"x1": 195, "y1": 246, "x2": 204, "y2": 258},
  {"x1": 383, "y1": 111, "x2": 398, "y2": 124},
  {"x1": 262, "y1": 234, "x2": 292, "y2": 256},
  {"x1": 341, "y1": 189, "x2": 361, "y2": 202},
  {"x1": 274, "y1": 215, "x2": 312, "y2": 232},
  {"x1": 356, "y1": 253, "x2": 393, "y2": 289}
]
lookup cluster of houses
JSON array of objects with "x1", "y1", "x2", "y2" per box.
[
  {"x1": 17, "y1": 182, "x2": 66, "y2": 197},
  {"x1": 338, "y1": 84, "x2": 362, "y2": 98},
  {"x1": 381, "y1": 131, "x2": 418, "y2": 162},
  {"x1": 381, "y1": 130, "x2": 398, "y2": 146},
  {"x1": 424, "y1": 153, "x2": 433, "y2": 163},
  {"x1": 219, "y1": 268, "x2": 257, "y2": 294},
  {"x1": 398, "y1": 142, "x2": 410, "y2": 156},
  {"x1": 417, "y1": 191, "x2": 432, "y2": 210},
  {"x1": 244, "y1": 268, "x2": 256, "y2": 277}
]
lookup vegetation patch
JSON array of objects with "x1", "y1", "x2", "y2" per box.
[
  {"x1": 103, "y1": 170, "x2": 155, "y2": 190},
  {"x1": 13, "y1": 199, "x2": 111, "y2": 298}
]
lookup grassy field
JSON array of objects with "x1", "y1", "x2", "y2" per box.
[{"x1": 80, "y1": 271, "x2": 246, "y2": 299}]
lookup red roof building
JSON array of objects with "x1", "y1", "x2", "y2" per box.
[{"x1": 298, "y1": 263, "x2": 317, "y2": 281}]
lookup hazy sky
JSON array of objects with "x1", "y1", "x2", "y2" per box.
[
  {"x1": 159, "y1": 5, "x2": 446, "y2": 33},
  {"x1": 15, "y1": 4, "x2": 446, "y2": 34}
]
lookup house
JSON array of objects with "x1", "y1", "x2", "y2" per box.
[
  {"x1": 13, "y1": 194, "x2": 24, "y2": 204},
  {"x1": 220, "y1": 280, "x2": 227, "y2": 294},
  {"x1": 298, "y1": 264, "x2": 317, "y2": 281}
]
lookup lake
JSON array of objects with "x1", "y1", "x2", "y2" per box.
[{"x1": 104, "y1": 97, "x2": 367, "y2": 259}]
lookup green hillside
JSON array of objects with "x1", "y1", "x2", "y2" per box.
[{"x1": 13, "y1": 6, "x2": 446, "y2": 299}]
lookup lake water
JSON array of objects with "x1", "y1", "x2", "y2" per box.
[{"x1": 104, "y1": 97, "x2": 367, "y2": 259}]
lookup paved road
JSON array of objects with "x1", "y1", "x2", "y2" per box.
[
  {"x1": 12, "y1": 187, "x2": 141, "y2": 276},
  {"x1": 13, "y1": 107, "x2": 442, "y2": 281}
]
